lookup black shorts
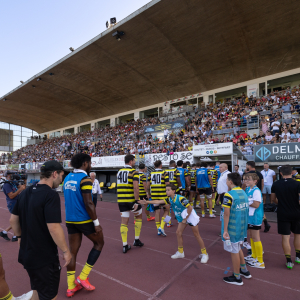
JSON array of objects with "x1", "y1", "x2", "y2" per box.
[
  {"x1": 198, "y1": 188, "x2": 212, "y2": 196},
  {"x1": 278, "y1": 220, "x2": 300, "y2": 235},
  {"x1": 26, "y1": 261, "x2": 61, "y2": 300},
  {"x1": 118, "y1": 202, "x2": 142, "y2": 212},
  {"x1": 66, "y1": 222, "x2": 95, "y2": 236},
  {"x1": 248, "y1": 224, "x2": 261, "y2": 230},
  {"x1": 190, "y1": 185, "x2": 196, "y2": 192}
]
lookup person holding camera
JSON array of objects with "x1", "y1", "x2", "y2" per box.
[{"x1": 0, "y1": 171, "x2": 26, "y2": 242}]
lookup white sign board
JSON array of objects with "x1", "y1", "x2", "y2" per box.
[
  {"x1": 247, "y1": 83, "x2": 258, "y2": 98},
  {"x1": 238, "y1": 159, "x2": 247, "y2": 173},
  {"x1": 145, "y1": 152, "x2": 193, "y2": 166},
  {"x1": 193, "y1": 142, "x2": 233, "y2": 157},
  {"x1": 0, "y1": 165, "x2": 6, "y2": 171},
  {"x1": 91, "y1": 156, "x2": 125, "y2": 168}
]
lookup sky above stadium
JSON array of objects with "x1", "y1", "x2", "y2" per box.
[{"x1": 0, "y1": 0, "x2": 151, "y2": 98}]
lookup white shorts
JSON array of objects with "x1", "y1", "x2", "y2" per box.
[
  {"x1": 262, "y1": 185, "x2": 272, "y2": 194},
  {"x1": 223, "y1": 241, "x2": 243, "y2": 254}
]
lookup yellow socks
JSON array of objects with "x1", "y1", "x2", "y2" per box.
[
  {"x1": 209, "y1": 210, "x2": 212, "y2": 215},
  {"x1": 254, "y1": 241, "x2": 264, "y2": 263},
  {"x1": 80, "y1": 263, "x2": 93, "y2": 281},
  {"x1": 156, "y1": 222, "x2": 160, "y2": 230},
  {"x1": 201, "y1": 210, "x2": 205, "y2": 215},
  {"x1": 201, "y1": 248, "x2": 207, "y2": 255},
  {"x1": 135, "y1": 219, "x2": 142, "y2": 239},
  {"x1": 212, "y1": 199, "x2": 215, "y2": 209},
  {"x1": 67, "y1": 271, "x2": 76, "y2": 290},
  {"x1": 168, "y1": 211, "x2": 172, "y2": 224},
  {"x1": 178, "y1": 247, "x2": 184, "y2": 253},
  {"x1": 250, "y1": 238, "x2": 257, "y2": 259},
  {"x1": 161, "y1": 217, "x2": 166, "y2": 230},
  {"x1": 121, "y1": 224, "x2": 128, "y2": 246},
  {"x1": 0, "y1": 292, "x2": 13, "y2": 300}
]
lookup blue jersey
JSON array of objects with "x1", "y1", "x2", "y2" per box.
[
  {"x1": 63, "y1": 170, "x2": 93, "y2": 223},
  {"x1": 216, "y1": 168, "x2": 221, "y2": 182},
  {"x1": 164, "y1": 194, "x2": 191, "y2": 223},
  {"x1": 196, "y1": 167, "x2": 211, "y2": 189},
  {"x1": 246, "y1": 186, "x2": 264, "y2": 226},
  {"x1": 177, "y1": 167, "x2": 188, "y2": 189},
  {"x1": 221, "y1": 187, "x2": 249, "y2": 243}
]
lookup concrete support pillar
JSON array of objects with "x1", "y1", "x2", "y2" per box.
[
  {"x1": 74, "y1": 127, "x2": 78, "y2": 134},
  {"x1": 134, "y1": 111, "x2": 139, "y2": 121},
  {"x1": 91, "y1": 122, "x2": 95, "y2": 131},
  {"x1": 110, "y1": 118, "x2": 115, "y2": 127}
]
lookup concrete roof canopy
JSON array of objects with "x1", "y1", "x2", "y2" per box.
[{"x1": 1, "y1": 0, "x2": 300, "y2": 133}]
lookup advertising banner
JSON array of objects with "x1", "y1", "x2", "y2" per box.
[
  {"x1": 0, "y1": 165, "x2": 6, "y2": 171},
  {"x1": 193, "y1": 143, "x2": 233, "y2": 157},
  {"x1": 145, "y1": 152, "x2": 193, "y2": 166},
  {"x1": 63, "y1": 160, "x2": 72, "y2": 169},
  {"x1": 254, "y1": 143, "x2": 300, "y2": 162},
  {"x1": 91, "y1": 156, "x2": 125, "y2": 168},
  {"x1": 144, "y1": 120, "x2": 185, "y2": 133}
]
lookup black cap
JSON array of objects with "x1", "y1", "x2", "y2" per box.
[{"x1": 40, "y1": 160, "x2": 64, "y2": 172}]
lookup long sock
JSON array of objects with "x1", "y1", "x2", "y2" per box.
[
  {"x1": 196, "y1": 201, "x2": 200, "y2": 206},
  {"x1": 178, "y1": 247, "x2": 184, "y2": 254},
  {"x1": 240, "y1": 264, "x2": 248, "y2": 272},
  {"x1": 234, "y1": 273, "x2": 240, "y2": 280},
  {"x1": 250, "y1": 238, "x2": 256, "y2": 259},
  {"x1": 135, "y1": 219, "x2": 142, "y2": 239},
  {"x1": 80, "y1": 248, "x2": 101, "y2": 280},
  {"x1": 160, "y1": 217, "x2": 166, "y2": 230},
  {"x1": 201, "y1": 248, "x2": 207, "y2": 255},
  {"x1": 121, "y1": 224, "x2": 128, "y2": 246},
  {"x1": 209, "y1": 209, "x2": 213, "y2": 215},
  {"x1": 285, "y1": 254, "x2": 292, "y2": 263},
  {"x1": 201, "y1": 210, "x2": 205, "y2": 215},
  {"x1": 263, "y1": 218, "x2": 268, "y2": 226},
  {"x1": 168, "y1": 210, "x2": 172, "y2": 224},
  {"x1": 212, "y1": 199, "x2": 215, "y2": 209},
  {"x1": 0, "y1": 291, "x2": 13, "y2": 300},
  {"x1": 296, "y1": 250, "x2": 300, "y2": 259},
  {"x1": 67, "y1": 271, "x2": 76, "y2": 290},
  {"x1": 254, "y1": 241, "x2": 264, "y2": 263}
]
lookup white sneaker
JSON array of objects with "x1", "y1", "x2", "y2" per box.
[
  {"x1": 207, "y1": 209, "x2": 217, "y2": 213},
  {"x1": 158, "y1": 227, "x2": 167, "y2": 237},
  {"x1": 244, "y1": 255, "x2": 256, "y2": 262},
  {"x1": 196, "y1": 204, "x2": 200, "y2": 208},
  {"x1": 202, "y1": 214, "x2": 205, "y2": 218},
  {"x1": 200, "y1": 254, "x2": 209, "y2": 263},
  {"x1": 243, "y1": 242, "x2": 252, "y2": 250},
  {"x1": 247, "y1": 261, "x2": 265, "y2": 269},
  {"x1": 209, "y1": 214, "x2": 216, "y2": 218},
  {"x1": 171, "y1": 251, "x2": 185, "y2": 259},
  {"x1": 15, "y1": 291, "x2": 34, "y2": 300}
]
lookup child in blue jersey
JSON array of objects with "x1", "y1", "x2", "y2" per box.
[
  {"x1": 222, "y1": 173, "x2": 251, "y2": 286},
  {"x1": 138, "y1": 184, "x2": 209, "y2": 263},
  {"x1": 244, "y1": 173, "x2": 265, "y2": 269},
  {"x1": 177, "y1": 160, "x2": 190, "y2": 195}
]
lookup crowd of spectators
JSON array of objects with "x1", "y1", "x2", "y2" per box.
[{"x1": 1, "y1": 86, "x2": 300, "y2": 165}]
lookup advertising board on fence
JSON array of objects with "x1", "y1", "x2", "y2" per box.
[
  {"x1": 193, "y1": 142, "x2": 233, "y2": 156},
  {"x1": 254, "y1": 143, "x2": 300, "y2": 162},
  {"x1": 91, "y1": 156, "x2": 125, "y2": 168},
  {"x1": 145, "y1": 152, "x2": 193, "y2": 166}
]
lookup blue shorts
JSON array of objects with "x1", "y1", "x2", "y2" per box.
[
  {"x1": 7, "y1": 201, "x2": 16, "y2": 213},
  {"x1": 262, "y1": 185, "x2": 272, "y2": 194}
]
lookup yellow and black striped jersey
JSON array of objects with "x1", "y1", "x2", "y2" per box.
[
  {"x1": 293, "y1": 173, "x2": 300, "y2": 182},
  {"x1": 164, "y1": 167, "x2": 181, "y2": 188},
  {"x1": 209, "y1": 169, "x2": 218, "y2": 187},
  {"x1": 117, "y1": 166, "x2": 139, "y2": 202},
  {"x1": 190, "y1": 169, "x2": 196, "y2": 185},
  {"x1": 138, "y1": 172, "x2": 147, "y2": 197},
  {"x1": 148, "y1": 169, "x2": 169, "y2": 200}
]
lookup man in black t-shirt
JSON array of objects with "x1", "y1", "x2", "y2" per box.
[
  {"x1": 10, "y1": 161, "x2": 71, "y2": 300},
  {"x1": 271, "y1": 165, "x2": 300, "y2": 270}
]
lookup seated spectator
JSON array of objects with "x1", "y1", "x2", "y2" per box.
[
  {"x1": 264, "y1": 131, "x2": 273, "y2": 142},
  {"x1": 290, "y1": 129, "x2": 300, "y2": 140},
  {"x1": 271, "y1": 117, "x2": 281, "y2": 135},
  {"x1": 280, "y1": 128, "x2": 291, "y2": 139},
  {"x1": 281, "y1": 135, "x2": 290, "y2": 143}
]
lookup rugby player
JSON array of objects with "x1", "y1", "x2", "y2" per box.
[
  {"x1": 207, "y1": 162, "x2": 218, "y2": 213},
  {"x1": 64, "y1": 153, "x2": 104, "y2": 296},
  {"x1": 137, "y1": 163, "x2": 155, "y2": 221},
  {"x1": 117, "y1": 155, "x2": 144, "y2": 253},
  {"x1": 195, "y1": 162, "x2": 215, "y2": 218},
  {"x1": 177, "y1": 160, "x2": 190, "y2": 196},
  {"x1": 189, "y1": 164, "x2": 197, "y2": 207},
  {"x1": 147, "y1": 160, "x2": 170, "y2": 236},
  {"x1": 139, "y1": 184, "x2": 209, "y2": 263}
]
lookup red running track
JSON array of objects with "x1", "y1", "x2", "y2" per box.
[{"x1": 0, "y1": 193, "x2": 299, "y2": 300}]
